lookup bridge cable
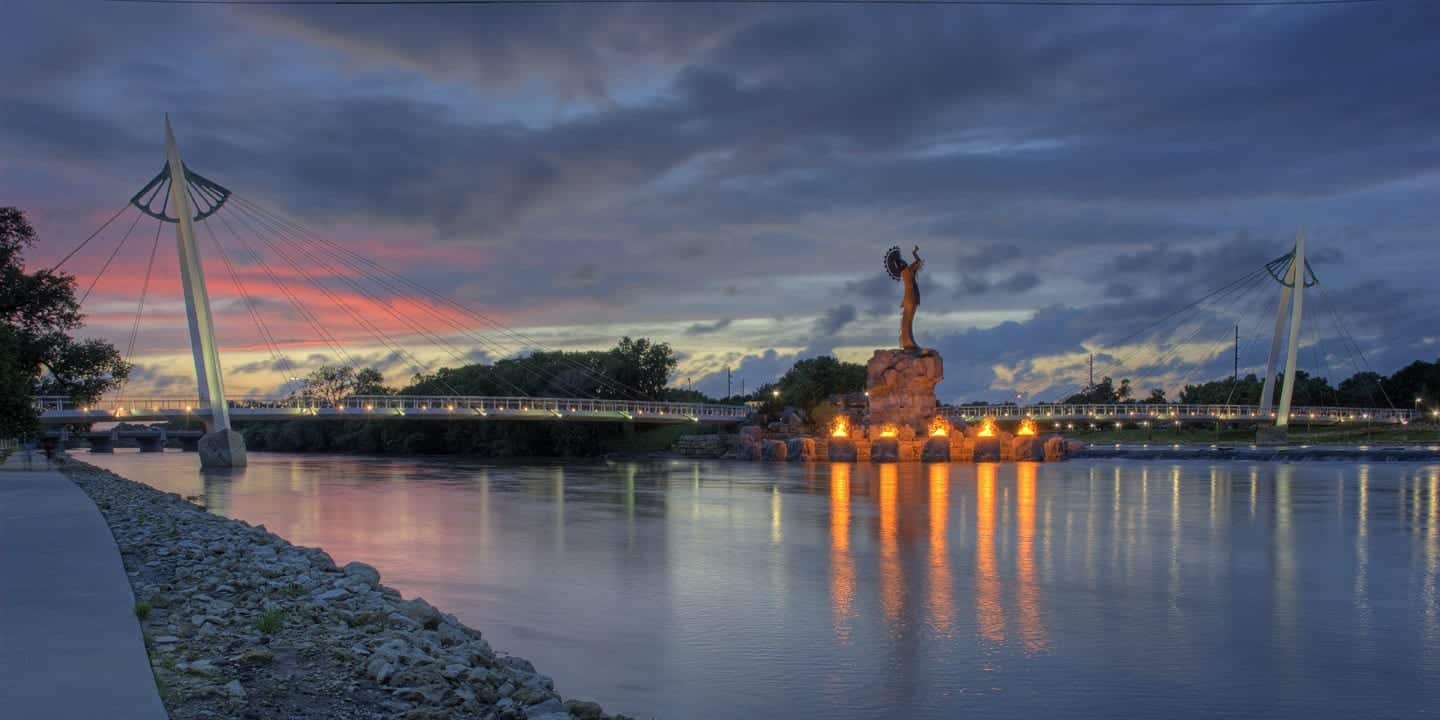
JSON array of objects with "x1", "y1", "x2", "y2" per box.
[
  {"x1": 196, "y1": 214, "x2": 301, "y2": 395},
  {"x1": 228, "y1": 196, "x2": 651, "y2": 399},
  {"x1": 1090, "y1": 267, "x2": 1268, "y2": 387},
  {"x1": 237, "y1": 209, "x2": 616, "y2": 401},
  {"x1": 46, "y1": 204, "x2": 134, "y2": 273},
  {"x1": 1165, "y1": 273, "x2": 1270, "y2": 402},
  {"x1": 77, "y1": 209, "x2": 146, "y2": 306},
  {"x1": 221, "y1": 202, "x2": 536, "y2": 398},
  {"x1": 1314, "y1": 285, "x2": 1396, "y2": 411},
  {"x1": 220, "y1": 204, "x2": 467, "y2": 397},
  {"x1": 232, "y1": 194, "x2": 659, "y2": 400},
  {"x1": 1221, "y1": 279, "x2": 1276, "y2": 406},
  {"x1": 1138, "y1": 270, "x2": 1266, "y2": 395},
  {"x1": 220, "y1": 202, "x2": 467, "y2": 396},
  {"x1": 113, "y1": 220, "x2": 165, "y2": 410},
  {"x1": 210, "y1": 204, "x2": 362, "y2": 371}
]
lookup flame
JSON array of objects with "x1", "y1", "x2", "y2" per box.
[
  {"x1": 1017, "y1": 418, "x2": 1037, "y2": 436},
  {"x1": 831, "y1": 416, "x2": 850, "y2": 438},
  {"x1": 977, "y1": 416, "x2": 997, "y2": 438},
  {"x1": 879, "y1": 424, "x2": 899, "y2": 438},
  {"x1": 928, "y1": 416, "x2": 949, "y2": 437}
]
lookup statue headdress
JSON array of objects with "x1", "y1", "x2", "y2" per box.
[{"x1": 883, "y1": 246, "x2": 908, "y2": 281}]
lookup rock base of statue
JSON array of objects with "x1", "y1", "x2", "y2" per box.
[{"x1": 866, "y1": 348, "x2": 944, "y2": 435}]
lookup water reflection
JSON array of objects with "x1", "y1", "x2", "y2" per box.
[
  {"x1": 830, "y1": 463, "x2": 854, "y2": 642},
  {"x1": 927, "y1": 464, "x2": 953, "y2": 638},
  {"x1": 81, "y1": 452, "x2": 1440, "y2": 720},
  {"x1": 975, "y1": 463, "x2": 1005, "y2": 645},
  {"x1": 1015, "y1": 463, "x2": 1046, "y2": 653}
]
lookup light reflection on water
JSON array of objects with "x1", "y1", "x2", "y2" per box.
[{"x1": 83, "y1": 452, "x2": 1440, "y2": 720}]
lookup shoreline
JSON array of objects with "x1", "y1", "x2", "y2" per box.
[{"x1": 58, "y1": 457, "x2": 626, "y2": 720}]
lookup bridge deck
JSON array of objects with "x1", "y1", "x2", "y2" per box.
[
  {"x1": 34, "y1": 395, "x2": 750, "y2": 425},
  {"x1": 34, "y1": 396, "x2": 1416, "y2": 427}
]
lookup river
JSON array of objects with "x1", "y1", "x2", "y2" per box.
[{"x1": 81, "y1": 451, "x2": 1440, "y2": 719}]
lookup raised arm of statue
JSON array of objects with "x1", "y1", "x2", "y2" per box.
[{"x1": 911, "y1": 246, "x2": 923, "y2": 271}]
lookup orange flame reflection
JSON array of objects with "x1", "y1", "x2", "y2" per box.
[
  {"x1": 1017, "y1": 418, "x2": 1037, "y2": 436},
  {"x1": 977, "y1": 416, "x2": 997, "y2": 438}
]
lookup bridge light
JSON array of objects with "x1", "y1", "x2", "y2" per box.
[
  {"x1": 365, "y1": 404, "x2": 373, "y2": 411},
  {"x1": 185, "y1": 406, "x2": 192, "y2": 413},
  {"x1": 447, "y1": 405, "x2": 454, "y2": 412}
]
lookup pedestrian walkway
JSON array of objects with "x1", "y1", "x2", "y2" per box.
[{"x1": 0, "y1": 459, "x2": 169, "y2": 719}]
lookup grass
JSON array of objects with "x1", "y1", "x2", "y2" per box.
[
  {"x1": 282, "y1": 582, "x2": 307, "y2": 598},
  {"x1": 255, "y1": 608, "x2": 285, "y2": 635},
  {"x1": 612, "y1": 423, "x2": 729, "y2": 454},
  {"x1": 134, "y1": 600, "x2": 153, "y2": 621}
]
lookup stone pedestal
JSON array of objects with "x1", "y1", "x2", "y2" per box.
[
  {"x1": 198, "y1": 429, "x2": 247, "y2": 468},
  {"x1": 972, "y1": 437, "x2": 1002, "y2": 462},
  {"x1": 1012, "y1": 435, "x2": 1045, "y2": 461},
  {"x1": 828, "y1": 438, "x2": 857, "y2": 462},
  {"x1": 866, "y1": 348, "x2": 943, "y2": 435},
  {"x1": 870, "y1": 438, "x2": 900, "y2": 462},
  {"x1": 921, "y1": 437, "x2": 951, "y2": 462},
  {"x1": 761, "y1": 439, "x2": 788, "y2": 461},
  {"x1": 786, "y1": 438, "x2": 816, "y2": 462},
  {"x1": 1255, "y1": 426, "x2": 1289, "y2": 445}
]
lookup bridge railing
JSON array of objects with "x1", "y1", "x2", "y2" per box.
[
  {"x1": 31, "y1": 395, "x2": 753, "y2": 421},
  {"x1": 943, "y1": 403, "x2": 1420, "y2": 424}
]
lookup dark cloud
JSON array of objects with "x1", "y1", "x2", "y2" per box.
[
  {"x1": 998, "y1": 271, "x2": 1040, "y2": 294},
  {"x1": 1103, "y1": 281, "x2": 1138, "y2": 300},
  {"x1": 685, "y1": 317, "x2": 733, "y2": 335},
  {"x1": 5, "y1": 2, "x2": 1440, "y2": 400},
  {"x1": 812, "y1": 304, "x2": 857, "y2": 337}
]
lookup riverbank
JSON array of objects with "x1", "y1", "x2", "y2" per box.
[{"x1": 58, "y1": 457, "x2": 624, "y2": 720}]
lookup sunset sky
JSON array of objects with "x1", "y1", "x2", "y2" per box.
[{"x1": 4, "y1": 0, "x2": 1437, "y2": 403}]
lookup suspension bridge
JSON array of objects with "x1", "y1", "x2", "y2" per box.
[{"x1": 33, "y1": 119, "x2": 1412, "y2": 465}]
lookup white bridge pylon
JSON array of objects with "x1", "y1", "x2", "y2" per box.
[{"x1": 1259, "y1": 228, "x2": 1313, "y2": 430}]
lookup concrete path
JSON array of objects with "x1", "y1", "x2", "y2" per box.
[{"x1": 0, "y1": 460, "x2": 169, "y2": 719}]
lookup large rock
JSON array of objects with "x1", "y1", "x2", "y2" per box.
[
  {"x1": 343, "y1": 561, "x2": 381, "y2": 587},
  {"x1": 921, "y1": 437, "x2": 951, "y2": 462},
  {"x1": 785, "y1": 438, "x2": 816, "y2": 461},
  {"x1": 828, "y1": 438, "x2": 857, "y2": 462},
  {"x1": 866, "y1": 348, "x2": 943, "y2": 435},
  {"x1": 1044, "y1": 435, "x2": 1070, "y2": 461},
  {"x1": 870, "y1": 438, "x2": 900, "y2": 462},
  {"x1": 198, "y1": 429, "x2": 247, "y2": 468},
  {"x1": 738, "y1": 426, "x2": 763, "y2": 460},
  {"x1": 972, "y1": 437, "x2": 1002, "y2": 462},
  {"x1": 1012, "y1": 435, "x2": 1045, "y2": 461},
  {"x1": 761, "y1": 439, "x2": 788, "y2": 461}
]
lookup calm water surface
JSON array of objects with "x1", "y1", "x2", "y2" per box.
[{"x1": 84, "y1": 452, "x2": 1440, "y2": 719}]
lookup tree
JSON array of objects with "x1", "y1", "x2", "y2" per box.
[
  {"x1": 606, "y1": 337, "x2": 677, "y2": 399},
  {"x1": 0, "y1": 208, "x2": 128, "y2": 437},
  {"x1": 302, "y1": 365, "x2": 390, "y2": 404},
  {"x1": 775, "y1": 356, "x2": 867, "y2": 414},
  {"x1": 303, "y1": 365, "x2": 356, "y2": 404},
  {"x1": 353, "y1": 367, "x2": 391, "y2": 396},
  {"x1": 1146, "y1": 388, "x2": 1168, "y2": 404},
  {"x1": 1064, "y1": 376, "x2": 1127, "y2": 404}
]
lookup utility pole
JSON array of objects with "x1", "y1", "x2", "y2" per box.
[
  {"x1": 1233, "y1": 325, "x2": 1240, "y2": 380},
  {"x1": 726, "y1": 366, "x2": 732, "y2": 399},
  {"x1": 1088, "y1": 354, "x2": 1094, "y2": 390}
]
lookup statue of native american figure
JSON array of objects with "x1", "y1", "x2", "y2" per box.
[{"x1": 884, "y1": 245, "x2": 923, "y2": 350}]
